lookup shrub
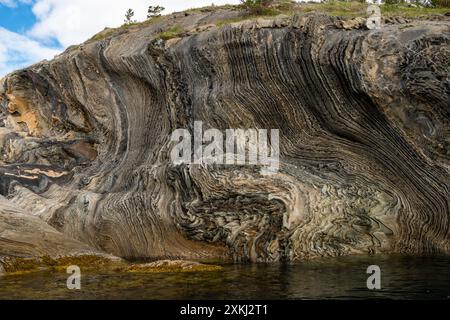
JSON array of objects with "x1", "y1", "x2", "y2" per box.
[
  {"x1": 430, "y1": 0, "x2": 449, "y2": 7},
  {"x1": 124, "y1": 9, "x2": 136, "y2": 24},
  {"x1": 240, "y1": 0, "x2": 275, "y2": 15},
  {"x1": 148, "y1": 5, "x2": 165, "y2": 19},
  {"x1": 157, "y1": 25, "x2": 183, "y2": 40}
]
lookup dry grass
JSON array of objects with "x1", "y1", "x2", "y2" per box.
[
  {"x1": 86, "y1": 2, "x2": 449, "y2": 43},
  {"x1": 299, "y1": 2, "x2": 449, "y2": 18}
]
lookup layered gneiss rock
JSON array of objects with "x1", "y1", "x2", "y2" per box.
[
  {"x1": 0, "y1": 9, "x2": 449, "y2": 263},
  {"x1": 0, "y1": 195, "x2": 118, "y2": 273}
]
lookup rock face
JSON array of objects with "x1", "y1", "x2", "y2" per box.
[
  {"x1": 0, "y1": 195, "x2": 118, "y2": 273},
  {"x1": 0, "y1": 9, "x2": 449, "y2": 263},
  {"x1": 0, "y1": 196, "x2": 105, "y2": 258}
]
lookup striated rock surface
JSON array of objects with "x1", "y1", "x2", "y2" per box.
[
  {"x1": 0, "y1": 196, "x2": 104, "y2": 257},
  {"x1": 0, "y1": 8, "x2": 449, "y2": 263},
  {"x1": 0, "y1": 195, "x2": 119, "y2": 273}
]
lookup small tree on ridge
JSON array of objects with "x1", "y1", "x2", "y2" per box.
[
  {"x1": 147, "y1": 5, "x2": 165, "y2": 19},
  {"x1": 124, "y1": 9, "x2": 136, "y2": 24}
]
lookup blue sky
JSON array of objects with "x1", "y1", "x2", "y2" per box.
[
  {"x1": 0, "y1": 0, "x2": 241, "y2": 78},
  {"x1": 0, "y1": 0, "x2": 59, "y2": 77},
  {"x1": 0, "y1": 2, "x2": 36, "y2": 33}
]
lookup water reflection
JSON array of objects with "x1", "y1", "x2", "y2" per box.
[{"x1": 0, "y1": 254, "x2": 449, "y2": 299}]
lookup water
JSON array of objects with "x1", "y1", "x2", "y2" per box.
[{"x1": 0, "y1": 254, "x2": 449, "y2": 300}]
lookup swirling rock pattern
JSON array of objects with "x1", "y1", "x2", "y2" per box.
[{"x1": 0, "y1": 10, "x2": 449, "y2": 262}]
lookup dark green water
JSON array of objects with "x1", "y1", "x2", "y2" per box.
[{"x1": 0, "y1": 255, "x2": 449, "y2": 300}]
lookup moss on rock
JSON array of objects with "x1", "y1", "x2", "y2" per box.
[{"x1": 125, "y1": 260, "x2": 223, "y2": 273}]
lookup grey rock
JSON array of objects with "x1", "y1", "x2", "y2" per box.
[{"x1": 0, "y1": 11, "x2": 449, "y2": 262}]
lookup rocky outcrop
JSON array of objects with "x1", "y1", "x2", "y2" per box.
[
  {"x1": 0, "y1": 8, "x2": 449, "y2": 263},
  {"x1": 0, "y1": 196, "x2": 104, "y2": 257},
  {"x1": 126, "y1": 260, "x2": 222, "y2": 273},
  {"x1": 0, "y1": 195, "x2": 119, "y2": 273}
]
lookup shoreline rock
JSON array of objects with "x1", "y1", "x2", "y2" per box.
[
  {"x1": 125, "y1": 260, "x2": 223, "y2": 273},
  {"x1": 0, "y1": 8, "x2": 449, "y2": 262}
]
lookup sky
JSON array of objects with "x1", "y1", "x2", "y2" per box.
[{"x1": 0, "y1": 0, "x2": 241, "y2": 78}]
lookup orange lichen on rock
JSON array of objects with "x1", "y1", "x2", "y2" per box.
[{"x1": 6, "y1": 94, "x2": 40, "y2": 136}]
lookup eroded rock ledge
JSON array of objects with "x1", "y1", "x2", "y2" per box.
[{"x1": 0, "y1": 9, "x2": 449, "y2": 265}]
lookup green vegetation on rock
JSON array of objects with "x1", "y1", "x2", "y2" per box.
[{"x1": 156, "y1": 25, "x2": 183, "y2": 40}]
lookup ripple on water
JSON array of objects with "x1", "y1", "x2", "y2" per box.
[{"x1": 0, "y1": 255, "x2": 449, "y2": 300}]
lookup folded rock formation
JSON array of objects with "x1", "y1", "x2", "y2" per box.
[{"x1": 0, "y1": 9, "x2": 449, "y2": 263}]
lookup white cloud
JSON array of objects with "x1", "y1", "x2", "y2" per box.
[
  {"x1": 0, "y1": 0, "x2": 16, "y2": 7},
  {"x1": 28, "y1": 0, "x2": 241, "y2": 48},
  {"x1": 0, "y1": 0, "x2": 240, "y2": 78},
  {"x1": 0, "y1": 27, "x2": 60, "y2": 77},
  {"x1": 0, "y1": 0, "x2": 32, "y2": 8}
]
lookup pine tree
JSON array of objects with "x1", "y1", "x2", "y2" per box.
[
  {"x1": 124, "y1": 9, "x2": 136, "y2": 24},
  {"x1": 147, "y1": 5, "x2": 165, "y2": 19}
]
